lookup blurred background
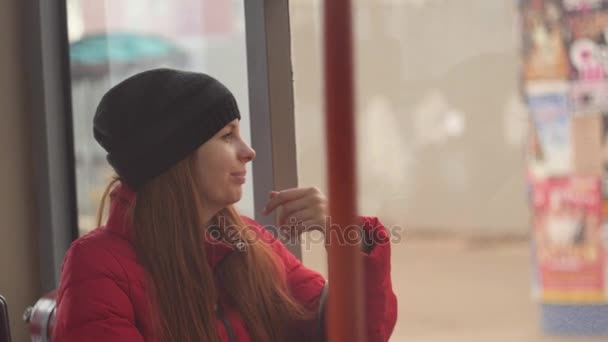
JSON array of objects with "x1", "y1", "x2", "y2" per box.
[
  {"x1": 3, "y1": 0, "x2": 608, "y2": 341},
  {"x1": 294, "y1": 1, "x2": 605, "y2": 341}
]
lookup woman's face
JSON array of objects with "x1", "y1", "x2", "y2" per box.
[{"x1": 194, "y1": 119, "x2": 255, "y2": 213}]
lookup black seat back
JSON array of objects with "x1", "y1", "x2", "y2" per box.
[{"x1": 0, "y1": 295, "x2": 12, "y2": 342}]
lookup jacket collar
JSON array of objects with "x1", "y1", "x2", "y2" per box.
[{"x1": 105, "y1": 183, "x2": 236, "y2": 269}]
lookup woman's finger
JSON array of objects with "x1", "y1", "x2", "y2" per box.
[
  {"x1": 263, "y1": 188, "x2": 308, "y2": 214},
  {"x1": 280, "y1": 207, "x2": 315, "y2": 226},
  {"x1": 278, "y1": 196, "x2": 317, "y2": 224},
  {"x1": 263, "y1": 187, "x2": 321, "y2": 215}
]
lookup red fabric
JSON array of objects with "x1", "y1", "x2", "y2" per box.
[{"x1": 53, "y1": 185, "x2": 397, "y2": 341}]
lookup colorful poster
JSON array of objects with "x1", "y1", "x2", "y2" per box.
[
  {"x1": 562, "y1": 0, "x2": 605, "y2": 12},
  {"x1": 566, "y1": 10, "x2": 608, "y2": 80},
  {"x1": 527, "y1": 82, "x2": 572, "y2": 175},
  {"x1": 532, "y1": 176, "x2": 605, "y2": 303},
  {"x1": 602, "y1": 199, "x2": 608, "y2": 297},
  {"x1": 521, "y1": 0, "x2": 571, "y2": 80},
  {"x1": 571, "y1": 114, "x2": 604, "y2": 175},
  {"x1": 602, "y1": 113, "x2": 608, "y2": 172},
  {"x1": 570, "y1": 80, "x2": 608, "y2": 113}
]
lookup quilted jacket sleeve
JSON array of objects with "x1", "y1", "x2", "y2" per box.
[
  {"x1": 243, "y1": 216, "x2": 398, "y2": 342},
  {"x1": 53, "y1": 239, "x2": 144, "y2": 342},
  {"x1": 357, "y1": 216, "x2": 399, "y2": 341}
]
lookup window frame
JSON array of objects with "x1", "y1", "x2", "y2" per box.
[
  {"x1": 245, "y1": 0, "x2": 302, "y2": 259},
  {"x1": 27, "y1": 0, "x2": 301, "y2": 291},
  {"x1": 24, "y1": 0, "x2": 78, "y2": 293}
]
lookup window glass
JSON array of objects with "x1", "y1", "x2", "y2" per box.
[{"x1": 66, "y1": 0, "x2": 253, "y2": 235}]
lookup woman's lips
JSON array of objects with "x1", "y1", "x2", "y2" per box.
[{"x1": 231, "y1": 172, "x2": 246, "y2": 184}]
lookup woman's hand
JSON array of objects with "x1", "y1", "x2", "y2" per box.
[{"x1": 263, "y1": 187, "x2": 328, "y2": 238}]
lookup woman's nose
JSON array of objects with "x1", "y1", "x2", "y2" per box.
[{"x1": 240, "y1": 143, "x2": 256, "y2": 163}]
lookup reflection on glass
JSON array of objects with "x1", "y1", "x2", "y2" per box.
[
  {"x1": 291, "y1": 0, "x2": 604, "y2": 341},
  {"x1": 66, "y1": 0, "x2": 252, "y2": 236}
]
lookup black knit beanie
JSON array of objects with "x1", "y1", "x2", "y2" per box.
[{"x1": 93, "y1": 68, "x2": 241, "y2": 190}]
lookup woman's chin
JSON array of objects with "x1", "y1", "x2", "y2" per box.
[{"x1": 227, "y1": 191, "x2": 243, "y2": 205}]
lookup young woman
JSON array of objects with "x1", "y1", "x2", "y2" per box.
[{"x1": 53, "y1": 68, "x2": 397, "y2": 342}]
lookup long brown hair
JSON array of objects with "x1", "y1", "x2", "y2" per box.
[{"x1": 98, "y1": 156, "x2": 312, "y2": 341}]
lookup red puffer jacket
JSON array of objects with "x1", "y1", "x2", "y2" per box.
[{"x1": 53, "y1": 185, "x2": 397, "y2": 341}]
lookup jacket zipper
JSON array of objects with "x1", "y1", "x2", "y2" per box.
[{"x1": 217, "y1": 305, "x2": 236, "y2": 342}]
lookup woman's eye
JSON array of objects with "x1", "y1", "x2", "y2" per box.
[{"x1": 222, "y1": 132, "x2": 234, "y2": 140}]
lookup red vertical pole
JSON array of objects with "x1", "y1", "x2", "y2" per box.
[{"x1": 323, "y1": 1, "x2": 365, "y2": 341}]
